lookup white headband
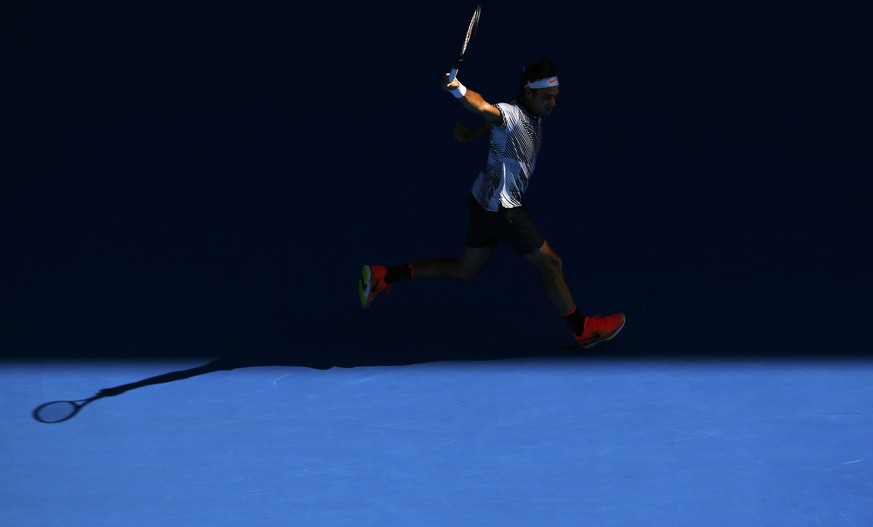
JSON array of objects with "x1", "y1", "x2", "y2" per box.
[{"x1": 525, "y1": 76, "x2": 559, "y2": 89}]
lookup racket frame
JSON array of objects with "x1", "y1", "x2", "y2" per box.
[
  {"x1": 33, "y1": 398, "x2": 97, "y2": 423},
  {"x1": 448, "y1": 5, "x2": 482, "y2": 83}
]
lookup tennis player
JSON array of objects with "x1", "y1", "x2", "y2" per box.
[{"x1": 359, "y1": 58, "x2": 625, "y2": 349}]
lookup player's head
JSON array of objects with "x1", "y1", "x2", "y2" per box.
[{"x1": 519, "y1": 57, "x2": 559, "y2": 116}]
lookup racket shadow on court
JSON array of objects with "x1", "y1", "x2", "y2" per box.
[
  {"x1": 31, "y1": 357, "x2": 245, "y2": 424},
  {"x1": 30, "y1": 349, "x2": 342, "y2": 424}
]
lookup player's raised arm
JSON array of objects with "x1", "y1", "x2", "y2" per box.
[{"x1": 442, "y1": 74, "x2": 501, "y2": 122}]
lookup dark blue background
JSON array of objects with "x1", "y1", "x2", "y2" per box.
[{"x1": 3, "y1": 1, "x2": 871, "y2": 362}]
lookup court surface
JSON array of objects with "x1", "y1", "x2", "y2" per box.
[{"x1": 4, "y1": 355, "x2": 872, "y2": 527}]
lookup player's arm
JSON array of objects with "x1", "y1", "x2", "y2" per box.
[
  {"x1": 442, "y1": 74, "x2": 502, "y2": 123},
  {"x1": 453, "y1": 120, "x2": 490, "y2": 144}
]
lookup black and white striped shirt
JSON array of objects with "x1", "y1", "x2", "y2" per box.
[{"x1": 470, "y1": 101, "x2": 542, "y2": 211}]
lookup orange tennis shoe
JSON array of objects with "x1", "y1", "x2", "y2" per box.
[
  {"x1": 359, "y1": 264, "x2": 390, "y2": 309},
  {"x1": 573, "y1": 313, "x2": 626, "y2": 349}
]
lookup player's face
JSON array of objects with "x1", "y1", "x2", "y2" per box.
[{"x1": 526, "y1": 87, "x2": 559, "y2": 116}]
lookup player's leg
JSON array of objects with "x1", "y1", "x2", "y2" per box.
[
  {"x1": 359, "y1": 246, "x2": 493, "y2": 309},
  {"x1": 523, "y1": 240, "x2": 574, "y2": 313},
  {"x1": 411, "y1": 245, "x2": 494, "y2": 281},
  {"x1": 360, "y1": 196, "x2": 500, "y2": 308},
  {"x1": 494, "y1": 206, "x2": 574, "y2": 314},
  {"x1": 523, "y1": 241, "x2": 625, "y2": 348}
]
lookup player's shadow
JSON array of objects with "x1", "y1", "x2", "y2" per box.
[{"x1": 30, "y1": 340, "x2": 589, "y2": 424}]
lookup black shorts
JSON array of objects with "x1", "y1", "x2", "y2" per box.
[{"x1": 464, "y1": 195, "x2": 546, "y2": 256}]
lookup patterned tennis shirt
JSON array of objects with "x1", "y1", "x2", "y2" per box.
[{"x1": 470, "y1": 100, "x2": 543, "y2": 211}]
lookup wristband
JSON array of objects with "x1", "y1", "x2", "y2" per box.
[{"x1": 451, "y1": 82, "x2": 467, "y2": 98}]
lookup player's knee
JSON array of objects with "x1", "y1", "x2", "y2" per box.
[
  {"x1": 549, "y1": 255, "x2": 564, "y2": 275},
  {"x1": 538, "y1": 252, "x2": 563, "y2": 276}
]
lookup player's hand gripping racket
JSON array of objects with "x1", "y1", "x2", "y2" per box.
[{"x1": 447, "y1": 5, "x2": 482, "y2": 83}]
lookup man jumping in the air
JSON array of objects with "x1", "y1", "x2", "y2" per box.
[{"x1": 359, "y1": 58, "x2": 625, "y2": 349}]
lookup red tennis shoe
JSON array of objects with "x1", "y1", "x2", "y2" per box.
[
  {"x1": 359, "y1": 264, "x2": 390, "y2": 309},
  {"x1": 573, "y1": 313, "x2": 626, "y2": 349}
]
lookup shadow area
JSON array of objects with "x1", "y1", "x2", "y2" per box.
[
  {"x1": 30, "y1": 339, "x2": 588, "y2": 423},
  {"x1": 28, "y1": 324, "x2": 873, "y2": 424}
]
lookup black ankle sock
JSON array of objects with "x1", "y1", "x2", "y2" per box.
[
  {"x1": 562, "y1": 306, "x2": 586, "y2": 335},
  {"x1": 384, "y1": 262, "x2": 414, "y2": 284}
]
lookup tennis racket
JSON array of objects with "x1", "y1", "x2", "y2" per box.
[
  {"x1": 33, "y1": 396, "x2": 102, "y2": 423},
  {"x1": 447, "y1": 5, "x2": 482, "y2": 83}
]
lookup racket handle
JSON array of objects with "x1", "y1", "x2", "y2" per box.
[{"x1": 447, "y1": 67, "x2": 459, "y2": 83}]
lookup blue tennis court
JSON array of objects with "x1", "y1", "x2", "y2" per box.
[{"x1": 5, "y1": 355, "x2": 872, "y2": 526}]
